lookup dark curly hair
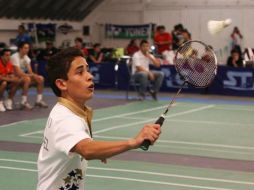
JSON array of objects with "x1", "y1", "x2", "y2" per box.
[{"x1": 47, "y1": 47, "x2": 84, "y2": 97}]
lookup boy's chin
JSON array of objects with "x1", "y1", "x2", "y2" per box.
[{"x1": 86, "y1": 93, "x2": 94, "y2": 100}]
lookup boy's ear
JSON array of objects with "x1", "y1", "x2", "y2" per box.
[{"x1": 55, "y1": 79, "x2": 67, "y2": 91}]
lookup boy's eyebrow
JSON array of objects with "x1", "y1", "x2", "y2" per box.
[
  {"x1": 75, "y1": 64, "x2": 89, "y2": 71},
  {"x1": 75, "y1": 65, "x2": 84, "y2": 70}
]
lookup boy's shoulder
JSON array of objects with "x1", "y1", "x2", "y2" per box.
[{"x1": 50, "y1": 103, "x2": 82, "y2": 121}]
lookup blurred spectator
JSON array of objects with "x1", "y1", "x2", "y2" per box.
[
  {"x1": 74, "y1": 37, "x2": 88, "y2": 58},
  {"x1": 88, "y1": 43, "x2": 104, "y2": 64},
  {"x1": 15, "y1": 25, "x2": 32, "y2": 46},
  {"x1": 39, "y1": 40, "x2": 58, "y2": 62},
  {"x1": 172, "y1": 24, "x2": 184, "y2": 50},
  {"x1": 0, "y1": 49, "x2": 21, "y2": 111},
  {"x1": 154, "y1": 25, "x2": 175, "y2": 64},
  {"x1": 11, "y1": 42, "x2": 48, "y2": 109},
  {"x1": 36, "y1": 41, "x2": 58, "y2": 85},
  {"x1": 154, "y1": 25, "x2": 172, "y2": 55},
  {"x1": 125, "y1": 39, "x2": 139, "y2": 56},
  {"x1": 231, "y1": 26, "x2": 243, "y2": 54},
  {"x1": 132, "y1": 40, "x2": 164, "y2": 100},
  {"x1": 0, "y1": 42, "x2": 7, "y2": 52},
  {"x1": 227, "y1": 49, "x2": 243, "y2": 67},
  {"x1": 181, "y1": 29, "x2": 192, "y2": 44},
  {"x1": 201, "y1": 45, "x2": 214, "y2": 62}
]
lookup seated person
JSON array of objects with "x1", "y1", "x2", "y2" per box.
[
  {"x1": 15, "y1": 25, "x2": 32, "y2": 46},
  {"x1": 154, "y1": 25, "x2": 172, "y2": 55},
  {"x1": 181, "y1": 29, "x2": 191, "y2": 44},
  {"x1": 38, "y1": 40, "x2": 58, "y2": 62},
  {"x1": 227, "y1": 49, "x2": 243, "y2": 67},
  {"x1": 11, "y1": 42, "x2": 48, "y2": 109},
  {"x1": 88, "y1": 43, "x2": 104, "y2": 64},
  {"x1": 0, "y1": 48, "x2": 21, "y2": 112},
  {"x1": 74, "y1": 37, "x2": 88, "y2": 58},
  {"x1": 132, "y1": 40, "x2": 164, "y2": 100},
  {"x1": 125, "y1": 39, "x2": 139, "y2": 56},
  {"x1": 171, "y1": 24, "x2": 184, "y2": 50}
]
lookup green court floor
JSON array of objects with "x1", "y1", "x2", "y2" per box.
[{"x1": 0, "y1": 100, "x2": 254, "y2": 190}]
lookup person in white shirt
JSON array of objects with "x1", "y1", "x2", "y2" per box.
[
  {"x1": 37, "y1": 47, "x2": 161, "y2": 190},
  {"x1": 11, "y1": 42, "x2": 48, "y2": 109},
  {"x1": 132, "y1": 40, "x2": 164, "y2": 100}
]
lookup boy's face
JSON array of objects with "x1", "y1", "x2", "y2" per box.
[
  {"x1": 140, "y1": 42, "x2": 150, "y2": 54},
  {"x1": 75, "y1": 40, "x2": 82, "y2": 48},
  {"x1": 232, "y1": 52, "x2": 240, "y2": 60},
  {"x1": 94, "y1": 46, "x2": 101, "y2": 53},
  {"x1": 2, "y1": 51, "x2": 11, "y2": 62},
  {"x1": 64, "y1": 56, "x2": 94, "y2": 103},
  {"x1": 20, "y1": 44, "x2": 30, "y2": 55}
]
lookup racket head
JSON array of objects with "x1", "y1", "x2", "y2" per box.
[{"x1": 174, "y1": 40, "x2": 217, "y2": 88}]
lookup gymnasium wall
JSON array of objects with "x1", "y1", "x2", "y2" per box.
[
  {"x1": 82, "y1": 0, "x2": 254, "y2": 64},
  {"x1": 0, "y1": 18, "x2": 83, "y2": 48},
  {"x1": 0, "y1": 0, "x2": 254, "y2": 64}
]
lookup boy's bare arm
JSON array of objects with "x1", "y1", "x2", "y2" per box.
[{"x1": 72, "y1": 124, "x2": 161, "y2": 160}]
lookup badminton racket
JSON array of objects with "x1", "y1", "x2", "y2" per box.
[{"x1": 140, "y1": 40, "x2": 217, "y2": 151}]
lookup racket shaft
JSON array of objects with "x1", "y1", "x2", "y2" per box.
[{"x1": 140, "y1": 115, "x2": 165, "y2": 151}]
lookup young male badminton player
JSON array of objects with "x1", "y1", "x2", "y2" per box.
[{"x1": 37, "y1": 47, "x2": 161, "y2": 190}]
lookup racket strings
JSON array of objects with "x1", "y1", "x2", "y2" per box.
[{"x1": 175, "y1": 41, "x2": 217, "y2": 87}]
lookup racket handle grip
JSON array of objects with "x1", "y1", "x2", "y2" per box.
[
  {"x1": 140, "y1": 139, "x2": 151, "y2": 151},
  {"x1": 140, "y1": 115, "x2": 165, "y2": 151},
  {"x1": 155, "y1": 115, "x2": 165, "y2": 126}
]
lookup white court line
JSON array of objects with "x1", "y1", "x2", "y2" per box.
[
  {"x1": 0, "y1": 159, "x2": 36, "y2": 164},
  {"x1": 213, "y1": 107, "x2": 254, "y2": 112},
  {"x1": 89, "y1": 167, "x2": 254, "y2": 186},
  {"x1": 19, "y1": 114, "x2": 253, "y2": 139},
  {"x1": 158, "y1": 140, "x2": 254, "y2": 151},
  {"x1": 19, "y1": 104, "x2": 254, "y2": 153},
  {"x1": 168, "y1": 118, "x2": 254, "y2": 127},
  {"x1": 118, "y1": 116, "x2": 148, "y2": 120},
  {"x1": 0, "y1": 165, "x2": 37, "y2": 172},
  {"x1": 3, "y1": 104, "x2": 175, "y2": 129},
  {"x1": 119, "y1": 116, "x2": 254, "y2": 127},
  {"x1": 0, "y1": 120, "x2": 29, "y2": 128},
  {"x1": 19, "y1": 130, "x2": 43, "y2": 137},
  {"x1": 17, "y1": 104, "x2": 174, "y2": 137},
  {"x1": 0, "y1": 158, "x2": 254, "y2": 186},
  {"x1": 94, "y1": 135, "x2": 254, "y2": 151},
  {"x1": 92, "y1": 104, "x2": 174, "y2": 122},
  {"x1": 20, "y1": 135, "x2": 42, "y2": 139},
  {"x1": 93, "y1": 105, "x2": 214, "y2": 134},
  {"x1": 88, "y1": 175, "x2": 234, "y2": 190},
  {"x1": 19, "y1": 104, "x2": 212, "y2": 137},
  {"x1": 0, "y1": 166, "x2": 234, "y2": 190},
  {"x1": 156, "y1": 144, "x2": 254, "y2": 156}
]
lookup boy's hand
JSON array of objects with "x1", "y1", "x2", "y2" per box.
[{"x1": 129, "y1": 124, "x2": 161, "y2": 149}]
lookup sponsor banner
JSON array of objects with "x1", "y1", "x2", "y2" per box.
[
  {"x1": 36, "y1": 23, "x2": 56, "y2": 42},
  {"x1": 223, "y1": 71, "x2": 254, "y2": 91},
  {"x1": 105, "y1": 24, "x2": 154, "y2": 39},
  {"x1": 84, "y1": 61, "x2": 254, "y2": 96}
]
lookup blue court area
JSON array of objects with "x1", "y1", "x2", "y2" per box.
[{"x1": 0, "y1": 94, "x2": 254, "y2": 190}]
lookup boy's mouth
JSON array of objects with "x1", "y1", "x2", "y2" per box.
[{"x1": 88, "y1": 83, "x2": 94, "y2": 90}]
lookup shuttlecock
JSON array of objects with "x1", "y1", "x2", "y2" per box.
[{"x1": 207, "y1": 18, "x2": 232, "y2": 35}]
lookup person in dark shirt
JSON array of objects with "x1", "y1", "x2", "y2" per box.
[
  {"x1": 227, "y1": 49, "x2": 243, "y2": 67},
  {"x1": 125, "y1": 39, "x2": 139, "y2": 56},
  {"x1": 74, "y1": 37, "x2": 89, "y2": 58},
  {"x1": 88, "y1": 43, "x2": 104, "y2": 64}
]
